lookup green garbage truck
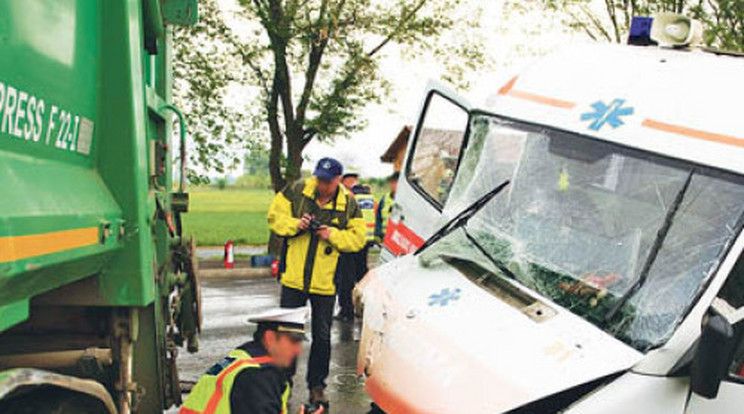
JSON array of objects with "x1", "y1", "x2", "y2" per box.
[{"x1": 0, "y1": 1, "x2": 200, "y2": 412}]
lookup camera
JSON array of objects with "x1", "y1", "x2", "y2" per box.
[
  {"x1": 303, "y1": 402, "x2": 322, "y2": 414},
  {"x1": 307, "y1": 218, "x2": 322, "y2": 233}
]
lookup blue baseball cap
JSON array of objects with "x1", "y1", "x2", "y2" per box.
[{"x1": 313, "y1": 157, "x2": 343, "y2": 181}]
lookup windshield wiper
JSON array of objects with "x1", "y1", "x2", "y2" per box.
[
  {"x1": 604, "y1": 170, "x2": 695, "y2": 323},
  {"x1": 462, "y1": 230, "x2": 519, "y2": 281},
  {"x1": 415, "y1": 180, "x2": 510, "y2": 255}
]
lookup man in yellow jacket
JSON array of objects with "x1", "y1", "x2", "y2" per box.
[{"x1": 267, "y1": 157, "x2": 366, "y2": 409}]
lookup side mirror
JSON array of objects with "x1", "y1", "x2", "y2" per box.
[{"x1": 691, "y1": 314, "x2": 738, "y2": 399}]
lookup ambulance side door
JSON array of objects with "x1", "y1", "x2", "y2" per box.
[{"x1": 381, "y1": 82, "x2": 470, "y2": 260}]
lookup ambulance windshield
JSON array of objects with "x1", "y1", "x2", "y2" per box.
[{"x1": 433, "y1": 114, "x2": 744, "y2": 352}]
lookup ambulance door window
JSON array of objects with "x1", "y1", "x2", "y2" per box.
[{"x1": 406, "y1": 92, "x2": 468, "y2": 207}]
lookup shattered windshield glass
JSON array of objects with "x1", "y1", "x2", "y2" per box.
[{"x1": 429, "y1": 114, "x2": 744, "y2": 352}]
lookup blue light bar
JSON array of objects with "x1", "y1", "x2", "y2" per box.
[{"x1": 628, "y1": 16, "x2": 655, "y2": 46}]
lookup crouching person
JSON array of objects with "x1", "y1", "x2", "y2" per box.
[{"x1": 180, "y1": 307, "x2": 321, "y2": 414}]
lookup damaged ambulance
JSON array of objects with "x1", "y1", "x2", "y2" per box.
[{"x1": 356, "y1": 14, "x2": 744, "y2": 414}]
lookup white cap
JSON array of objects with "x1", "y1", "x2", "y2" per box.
[
  {"x1": 342, "y1": 168, "x2": 360, "y2": 178},
  {"x1": 248, "y1": 307, "x2": 309, "y2": 340},
  {"x1": 248, "y1": 307, "x2": 309, "y2": 325}
]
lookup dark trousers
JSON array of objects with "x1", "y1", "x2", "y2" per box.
[
  {"x1": 337, "y1": 244, "x2": 369, "y2": 318},
  {"x1": 280, "y1": 286, "x2": 335, "y2": 389}
]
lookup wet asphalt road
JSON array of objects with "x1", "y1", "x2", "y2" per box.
[{"x1": 173, "y1": 277, "x2": 372, "y2": 413}]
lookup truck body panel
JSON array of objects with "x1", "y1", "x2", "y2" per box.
[{"x1": 0, "y1": 1, "x2": 200, "y2": 411}]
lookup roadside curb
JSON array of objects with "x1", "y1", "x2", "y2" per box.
[
  {"x1": 199, "y1": 267, "x2": 272, "y2": 279},
  {"x1": 198, "y1": 259, "x2": 273, "y2": 279}
]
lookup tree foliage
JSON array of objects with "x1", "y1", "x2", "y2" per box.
[
  {"x1": 539, "y1": 0, "x2": 744, "y2": 51},
  {"x1": 691, "y1": 0, "x2": 744, "y2": 51},
  {"x1": 173, "y1": 0, "x2": 256, "y2": 183},
  {"x1": 174, "y1": 0, "x2": 486, "y2": 191}
]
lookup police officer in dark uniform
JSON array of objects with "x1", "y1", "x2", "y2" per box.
[{"x1": 180, "y1": 307, "x2": 320, "y2": 414}]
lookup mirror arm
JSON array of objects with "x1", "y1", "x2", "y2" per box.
[{"x1": 711, "y1": 297, "x2": 744, "y2": 326}]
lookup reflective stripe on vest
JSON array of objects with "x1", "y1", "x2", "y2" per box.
[
  {"x1": 180, "y1": 349, "x2": 288, "y2": 414},
  {"x1": 356, "y1": 193, "x2": 376, "y2": 242}
]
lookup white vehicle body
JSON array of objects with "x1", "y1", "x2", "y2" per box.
[{"x1": 360, "y1": 43, "x2": 744, "y2": 413}]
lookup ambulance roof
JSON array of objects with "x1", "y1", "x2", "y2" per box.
[{"x1": 489, "y1": 43, "x2": 744, "y2": 175}]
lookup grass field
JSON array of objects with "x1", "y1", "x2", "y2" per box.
[
  {"x1": 181, "y1": 188, "x2": 274, "y2": 246},
  {"x1": 181, "y1": 184, "x2": 388, "y2": 246}
]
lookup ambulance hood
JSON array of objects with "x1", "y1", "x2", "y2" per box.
[{"x1": 359, "y1": 255, "x2": 643, "y2": 413}]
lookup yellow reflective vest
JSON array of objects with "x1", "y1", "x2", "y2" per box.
[
  {"x1": 180, "y1": 348, "x2": 290, "y2": 414},
  {"x1": 355, "y1": 193, "x2": 376, "y2": 243},
  {"x1": 267, "y1": 177, "x2": 366, "y2": 295}
]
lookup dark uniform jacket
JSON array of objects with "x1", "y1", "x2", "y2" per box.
[{"x1": 229, "y1": 341, "x2": 288, "y2": 414}]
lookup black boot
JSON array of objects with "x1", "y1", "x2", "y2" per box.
[{"x1": 309, "y1": 386, "x2": 330, "y2": 412}]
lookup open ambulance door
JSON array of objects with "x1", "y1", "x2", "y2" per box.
[{"x1": 380, "y1": 81, "x2": 470, "y2": 262}]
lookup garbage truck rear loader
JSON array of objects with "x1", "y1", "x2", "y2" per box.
[
  {"x1": 0, "y1": 1, "x2": 200, "y2": 412},
  {"x1": 360, "y1": 16, "x2": 744, "y2": 414}
]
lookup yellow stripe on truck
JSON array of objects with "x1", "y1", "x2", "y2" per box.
[{"x1": 0, "y1": 227, "x2": 99, "y2": 263}]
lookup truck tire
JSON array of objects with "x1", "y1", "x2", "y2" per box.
[{"x1": 0, "y1": 386, "x2": 109, "y2": 414}]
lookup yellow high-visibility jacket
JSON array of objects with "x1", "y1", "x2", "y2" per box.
[
  {"x1": 355, "y1": 193, "x2": 376, "y2": 243},
  {"x1": 268, "y1": 177, "x2": 366, "y2": 295}
]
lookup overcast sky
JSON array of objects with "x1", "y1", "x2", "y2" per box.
[{"x1": 217, "y1": 0, "x2": 584, "y2": 178}]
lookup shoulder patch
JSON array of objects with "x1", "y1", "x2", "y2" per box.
[
  {"x1": 358, "y1": 198, "x2": 375, "y2": 210},
  {"x1": 205, "y1": 356, "x2": 236, "y2": 375}
]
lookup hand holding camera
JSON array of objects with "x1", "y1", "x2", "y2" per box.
[
  {"x1": 298, "y1": 214, "x2": 314, "y2": 231},
  {"x1": 307, "y1": 218, "x2": 322, "y2": 233},
  {"x1": 300, "y1": 402, "x2": 324, "y2": 414},
  {"x1": 298, "y1": 214, "x2": 331, "y2": 240}
]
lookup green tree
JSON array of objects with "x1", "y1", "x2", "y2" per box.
[
  {"x1": 174, "y1": 0, "x2": 486, "y2": 191},
  {"x1": 244, "y1": 146, "x2": 271, "y2": 175},
  {"x1": 173, "y1": 0, "x2": 259, "y2": 183},
  {"x1": 539, "y1": 0, "x2": 744, "y2": 51},
  {"x1": 691, "y1": 0, "x2": 744, "y2": 51}
]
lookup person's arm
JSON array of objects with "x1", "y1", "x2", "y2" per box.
[
  {"x1": 326, "y1": 197, "x2": 366, "y2": 253},
  {"x1": 267, "y1": 186, "x2": 301, "y2": 237},
  {"x1": 230, "y1": 369, "x2": 285, "y2": 414}
]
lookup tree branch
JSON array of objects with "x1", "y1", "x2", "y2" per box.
[
  {"x1": 580, "y1": 4, "x2": 613, "y2": 42},
  {"x1": 295, "y1": 0, "x2": 338, "y2": 126},
  {"x1": 300, "y1": 0, "x2": 429, "y2": 150},
  {"x1": 265, "y1": 0, "x2": 296, "y2": 135},
  {"x1": 603, "y1": 0, "x2": 621, "y2": 42},
  {"x1": 566, "y1": 9, "x2": 600, "y2": 41},
  {"x1": 367, "y1": 0, "x2": 429, "y2": 58},
  {"x1": 237, "y1": 46, "x2": 271, "y2": 97},
  {"x1": 266, "y1": 74, "x2": 285, "y2": 191}
]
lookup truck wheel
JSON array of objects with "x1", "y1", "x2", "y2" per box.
[{"x1": 0, "y1": 386, "x2": 109, "y2": 414}]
